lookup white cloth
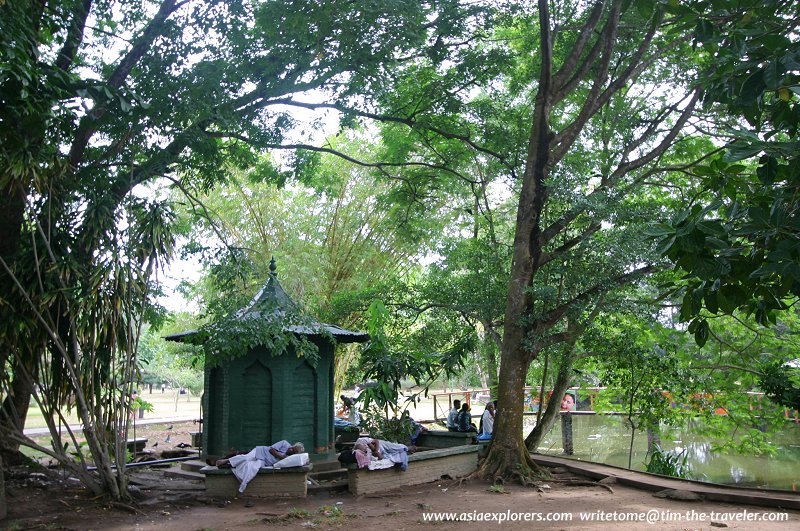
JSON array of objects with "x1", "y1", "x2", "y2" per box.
[
  {"x1": 228, "y1": 440, "x2": 291, "y2": 493},
  {"x1": 349, "y1": 406, "x2": 361, "y2": 426},
  {"x1": 273, "y1": 452, "x2": 309, "y2": 468},
  {"x1": 367, "y1": 458, "x2": 395, "y2": 470},
  {"x1": 481, "y1": 410, "x2": 494, "y2": 436}
]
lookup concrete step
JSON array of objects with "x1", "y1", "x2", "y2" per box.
[
  {"x1": 164, "y1": 465, "x2": 204, "y2": 481},
  {"x1": 308, "y1": 477, "x2": 348, "y2": 494},
  {"x1": 309, "y1": 469, "x2": 346, "y2": 482},
  {"x1": 180, "y1": 459, "x2": 207, "y2": 473}
]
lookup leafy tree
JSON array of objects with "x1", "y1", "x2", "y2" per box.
[
  {"x1": 0, "y1": 0, "x2": 480, "y2": 498},
  {"x1": 653, "y1": 0, "x2": 800, "y2": 334},
  {"x1": 313, "y1": 0, "x2": 705, "y2": 482},
  {"x1": 356, "y1": 299, "x2": 466, "y2": 433},
  {"x1": 174, "y1": 140, "x2": 452, "y2": 387}
]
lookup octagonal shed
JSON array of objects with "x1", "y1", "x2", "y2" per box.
[{"x1": 165, "y1": 259, "x2": 368, "y2": 461}]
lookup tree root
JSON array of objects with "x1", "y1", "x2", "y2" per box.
[
  {"x1": 108, "y1": 501, "x2": 142, "y2": 514},
  {"x1": 544, "y1": 478, "x2": 615, "y2": 494}
]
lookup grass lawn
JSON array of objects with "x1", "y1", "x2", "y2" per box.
[{"x1": 24, "y1": 388, "x2": 203, "y2": 429}]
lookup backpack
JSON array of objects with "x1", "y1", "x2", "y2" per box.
[{"x1": 338, "y1": 448, "x2": 357, "y2": 464}]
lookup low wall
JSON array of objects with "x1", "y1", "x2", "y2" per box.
[
  {"x1": 346, "y1": 445, "x2": 478, "y2": 496},
  {"x1": 201, "y1": 464, "x2": 312, "y2": 498},
  {"x1": 415, "y1": 430, "x2": 475, "y2": 448}
]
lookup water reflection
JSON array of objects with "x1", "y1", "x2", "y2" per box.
[{"x1": 534, "y1": 414, "x2": 800, "y2": 490}]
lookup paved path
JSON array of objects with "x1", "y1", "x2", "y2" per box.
[
  {"x1": 533, "y1": 453, "x2": 800, "y2": 510},
  {"x1": 23, "y1": 416, "x2": 197, "y2": 436}
]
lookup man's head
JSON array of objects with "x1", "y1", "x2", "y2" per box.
[
  {"x1": 287, "y1": 442, "x2": 305, "y2": 455},
  {"x1": 486, "y1": 402, "x2": 495, "y2": 412},
  {"x1": 453, "y1": 399, "x2": 461, "y2": 409}
]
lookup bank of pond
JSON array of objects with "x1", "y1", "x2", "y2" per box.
[{"x1": 532, "y1": 413, "x2": 800, "y2": 491}]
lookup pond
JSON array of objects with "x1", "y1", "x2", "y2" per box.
[{"x1": 531, "y1": 413, "x2": 800, "y2": 491}]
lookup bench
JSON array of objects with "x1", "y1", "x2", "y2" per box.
[
  {"x1": 345, "y1": 445, "x2": 478, "y2": 496},
  {"x1": 415, "y1": 430, "x2": 476, "y2": 448},
  {"x1": 200, "y1": 464, "x2": 313, "y2": 498},
  {"x1": 126, "y1": 438, "x2": 147, "y2": 453}
]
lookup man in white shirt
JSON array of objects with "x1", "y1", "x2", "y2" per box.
[{"x1": 446, "y1": 399, "x2": 461, "y2": 431}]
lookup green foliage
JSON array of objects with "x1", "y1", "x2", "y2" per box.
[
  {"x1": 131, "y1": 396, "x2": 154, "y2": 414},
  {"x1": 652, "y1": 1, "x2": 800, "y2": 339},
  {"x1": 645, "y1": 445, "x2": 691, "y2": 479},
  {"x1": 358, "y1": 408, "x2": 418, "y2": 444},
  {"x1": 759, "y1": 361, "x2": 800, "y2": 411},
  {"x1": 198, "y1": 311, "x2": 323, "y2": 368},
  {"x1": 357, "y1": 300, "x2": 464, "y2": 413}
]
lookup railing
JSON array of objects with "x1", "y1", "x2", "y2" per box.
[{"x1": 431, "y1": 388, "x2": 800, "y2": 422}]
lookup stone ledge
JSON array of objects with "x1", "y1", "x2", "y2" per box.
[
  {"x1": 416, "y1": 430, "x2": 476, "y2": 449},
  {"x1": 200, "y1": 464, "x2": 313, "y2": 475},
  {"x1": 201, "y1": 464, "x2": 313, "y2": 498},
  {"x1": 346, "y1": 445, "x2": 478, "y2": 496}
]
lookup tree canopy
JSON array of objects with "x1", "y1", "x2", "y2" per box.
[{"x1": 2, "y1": 0, "x2": 799, "y2": 498}]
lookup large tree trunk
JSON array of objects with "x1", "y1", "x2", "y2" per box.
[
  {"x1": 476, "y1": 0, "x2": 554, "y2": 482},
  {"x1": 477, "y1": 344, "x2": 546, "y2": 481},
  {"x1": 0, "y1": 453, "x2": 6, "y2": 521},
  {"x1": 0, "y1": 360, "x2": 34, "y2": 465}
]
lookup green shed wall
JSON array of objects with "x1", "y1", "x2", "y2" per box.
[{"x1": 202, "y1": 339, "x2": 335, "y2": 461}]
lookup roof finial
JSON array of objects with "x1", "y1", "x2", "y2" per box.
[{"x1": 269, "y1": 256, "x2": 277, "y2": 277}]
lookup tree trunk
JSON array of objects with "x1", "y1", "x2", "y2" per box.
[
  {"x1": 0, "y1": 453, "x2": 6, "y2": 521},
  {"x1": 0, "y1": 359, "x2": 34, "y2": 465},
  {"x1": 477, "y1": 346, "x2": 546, "y2": 481},
  {"x1": 476, "y1": 0, "x2": 555, "y2": 482},
  {"x1": 483, "y1": 341, "x2": 499, "y2": 398}
]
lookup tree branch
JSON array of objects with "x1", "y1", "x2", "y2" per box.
[
  {"x1": 537, "y1": 221, "x2": 601, "y2": 267},
  {"x1": 55, "y1": 0, "x2": 93, "y2": 72},
  {"x1": 261, "y1": 98, "x2": 513, "y2": 167},
  {"x1": 538, "y1": 265, "x2": 656, "y2": 330},
  {"x1": 69, "y1": 0, "x2": 183, "y2": 168},
  {"x1": 552, "y1": 1, "x2": 608, "y2": 102}
]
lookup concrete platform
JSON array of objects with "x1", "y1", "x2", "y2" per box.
[
  {"x1": 532, "y1": 454, "x2": 800, "y2": 510},
  {"x1": 346, "y1": 445, "x2": 478, "y2": 496},
  {"x1": 201, "y1": 463, "x2": 312, "y2": 498}
]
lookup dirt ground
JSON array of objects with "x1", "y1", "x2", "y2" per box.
[{"x1": 4, "y1": 422, "x2": 799, "y2": 530}]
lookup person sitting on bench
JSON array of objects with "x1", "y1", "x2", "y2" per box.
[{"x1": 456, "y1": 402, "x2": 477, "y2": 432}]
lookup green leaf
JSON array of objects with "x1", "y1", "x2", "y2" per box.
[
  {"x1": 739, "y1": 70, "x2": 765, "y2": 105},
  {"x1": 693, "y1": 319, "x2": 709, "y2": 347},
  {"x1": 643, "y1": 224, "x2": 675, "y2": 237}
]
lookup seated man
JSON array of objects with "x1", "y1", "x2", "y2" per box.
[
  {"x1": 456, "y1": 403, "x2": 477, "y2": 432},
  {"x1": 215, "y1": 440, "x2": 305, "y2": 493},
  {"x1": 446, "y1": 399, "x2": 461, "y2": 431}
]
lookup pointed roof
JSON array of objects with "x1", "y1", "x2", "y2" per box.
[
  {"x1": 163, "y1": 257, "x2": 368, "y2": 344},
  {"x1": 235, "y1": 257, "x2": 299, "y2": 318}
]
